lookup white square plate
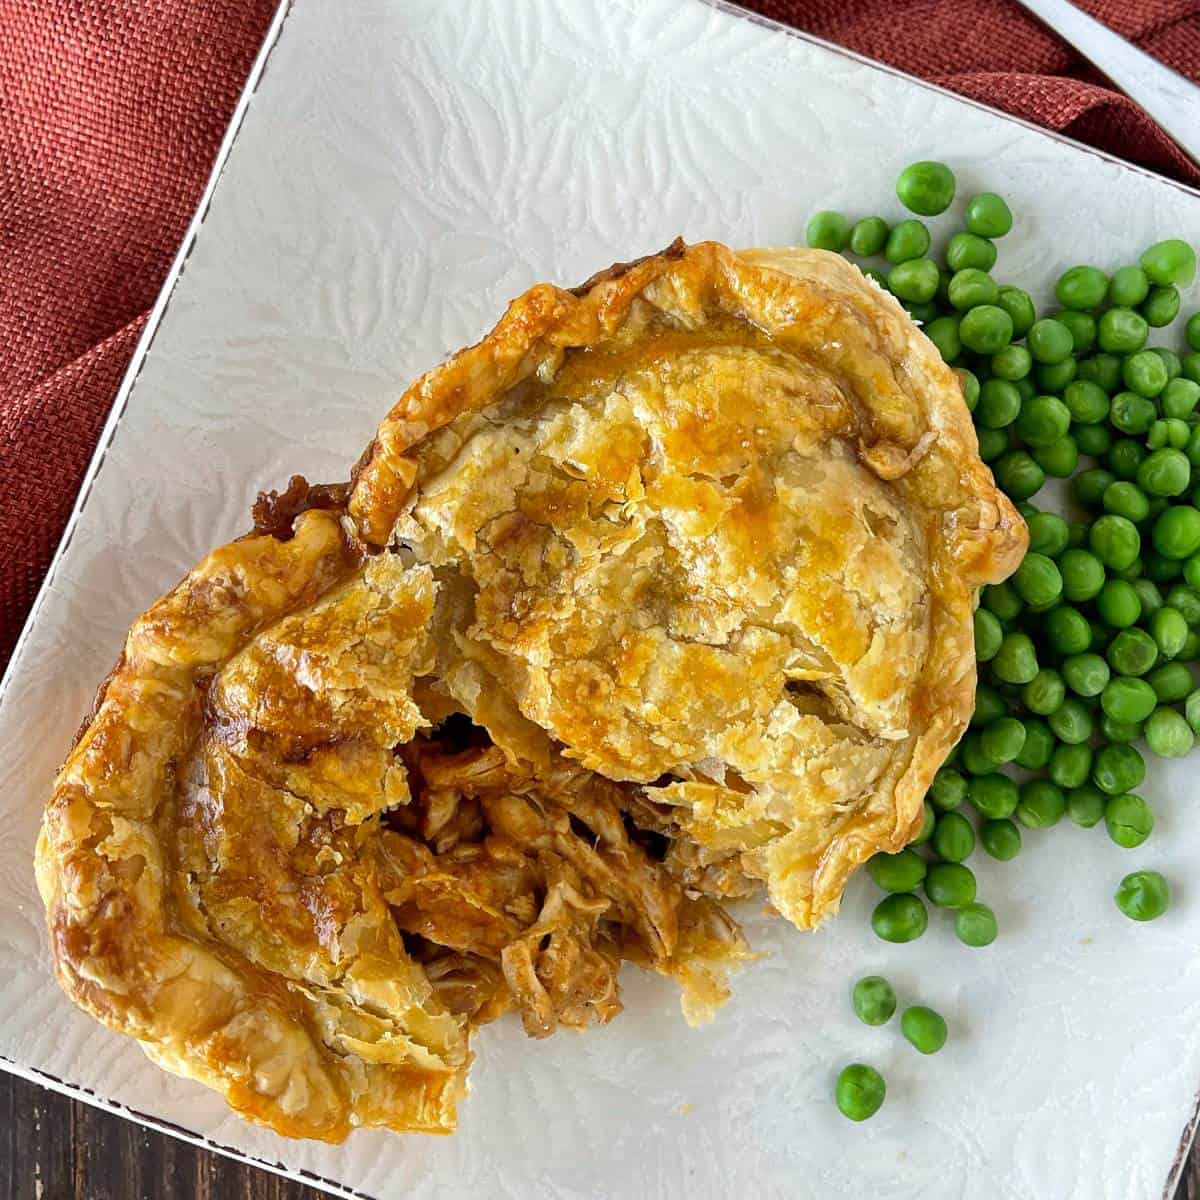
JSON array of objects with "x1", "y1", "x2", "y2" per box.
[{"x1": 4, "y1": 2, "x2": 1200, "y2": 1196}]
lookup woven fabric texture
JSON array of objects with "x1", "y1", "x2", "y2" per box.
[{"x1": 1, "y1": 0, "x2": 1198, "y2": 667}]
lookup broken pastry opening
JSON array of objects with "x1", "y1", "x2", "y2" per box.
[{"x1": 37, "y1": 241, "x2": 1025, "y2": 1143}]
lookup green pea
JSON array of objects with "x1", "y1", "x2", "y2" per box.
[
  {"x1": 904, "y1": 300, "x2": 939, "y2": 324},
  {"x1": 1111, "y1": 441, "x2": 1151, "y2": 482},
  {"x1": 932, "y1": 810, "x2": 976, "y2": 862},
  {"x1": 991, "y1": 632, "x2": 1038, "y2": 684},
  {"x1": 913, "y1": 799, "x2": 936, "y2": 844},
  {"x1": 973, "y1": 687, "x2": 1009, "y2": 729},
  {"x1": 1098, "y1": 307, "x2": 1149, "y2": 355},
  {"x1": 1106, "y1": 627, "x2": 1158, "y2": 676},
  {"x1": 1140, "y1": 238, "x2": 1197, "y2": 287},
  {"x1": 1115, "y1": 870, "x2": 1170, "y2": 922},
  {"x1": 1048, "y1": 741, "x2": 1093, "y2": 789},
  {"x1": 849, "y1": 216, "x2": 890, "y2": 257},
  {"x1": 1017, "y1": 671, "x2": 1060, "y2": 718},
  {"x1": 1102, "y1": 482, "x2": 1150, "y2": 525},
  {"x1": 1059, "y1": 548, "x2": 1106, "y2": 602},
  {"x1": 925, "y1": 862, "x2": 977, "y2": 908},
  {"x1": 945, "y1": 231, "x2": 997, "y2": 273},
  {"x1": 1143, "y1": 285, "x2": 1181, "y2": 328},
  {"x1": 807, "y1": 211, "x2": 851, "y2": 251},
  {"x1": 1150, "y1": 606, "x2": 1189, "y2": 659},
  {"x1": 1153, "y1": 506, "x2": 1200, "y2": 559},
  {"x1": 990, "y1": 344, "x2": 1031, "y2": 381},
  {"x1": 961, "y1": 732, "x2": 999, "y2": 776},
  {"x1": 1026, "y1": 512, "x2": 1069, "y2": 558},
  {"x1": 1184, "y1": 353, "x2": 1200, "y2": 385},
  {"x1": 1077, "y1": 352, "x2": 1124, "y2": 392},
  {"x1": 960, "y1": 304, "x2": 1014, "y2": 354},
  {"x1": 1166, "y1": 419, "x2": 1192, "y2": 449},
  {"x1": 1035, "y1": 359, "x2": 1078, "y2": 394},
  {"x1": 1073, "y1": 467, "x2": 1117, "y2": 507},
  {"x1": 1104, "y1": 792, "x2": 1154, "y2": 848},
  {"x1": 973, "y1": 609, "x2": 1004, "y2": 663},
  {"x1": 1155, "y1": 347, "x2": 1183, "y2": 379},
  {"x1": 1076, "y1": 418, "x2": 1115, "y2": 456},
  {"x1": 1044, "y1": 606, "x2": 1091, "y2": 654},
  {"x1": 1146, "y1": 706, "x2": 1195, "y2": 757},
  {"x1": 1187, "y1": 688, "x2": 1200, "y2": 733},
  {"x1": 948, "y1": 268, "x2": 999, "y2": 312},
  {"x1": 1101, "y1": 715, "x2": 1144, "y2": 743},
  {"x1": 897, "y1": 160, "x2": 956, "y2": 215},
  {"x1": 852, "y1": 976, "x2": 898, "y2": 1026},
  {"x1": 984, "y1": 581, "x2": 1024, "y2": 621},
  {"x1": 1060, "y1": 653, "x2": 1109, "y2": 699},
  {"x1": 1062, "y1": 379, "x2": 1109, "y2": 426},
  {"x1": 993, "y1": 450, "x2": 1045, "y2": 501},
  {"x1": 969, "y1": 772, "x2": 1019, "y2": 819},
  {"x1": 976, "y1": 379, "x2": 1021, "y2": 429},
  {"x1": 977, "y1": 428, "x2": 1007, "y2": 462},
  {"x1": 1067, "y1": 784, "x2": 1107, "y2": 827},
  {"x1": 1123, "y1": 350, "x2": 1169, "y2": 398},
  {"x1": 871, "y1": 892, "x2": 929, "y2": 943},
  {"x1": 1147, "y1": 661, "x2": 1193, "y2": 703},
  {"x1": 885, "y1": 218, "x2": 931, "y2": 264},
  {"x1": 1109, "y1": 265, "x2": 1150, "y2": 307},
  {"x1": 1012, "y1": 553, "x2": 1063, "y2": 609},
  {"x1": 1088, "y1": 515, "x2": 1140, "y2": 571},
  {"x1": 836, "y1": 1063, "x2": 887, "y2": 1121},
  {"x1": 1188, "y1": 312, "x2": 1200, "y2": 353},
  {"x1": 1056, "y1": 265, "x2": 1108, "y2": 310},
  {"x1": 1183, "y1": 630, "x2": 1200, "y2": 659},
  {"x1": 890, "y1": 258, "x2": 940, "y2": 304},
  {"x1": 1067, "y1": 522, "x2": 1091, "y2": 549},
  {"x1": 1138, "y1": 449, "x2": 1191, "y2": 498},
  {"x1": 1110, "y1": 392, "x2": 1157, "y2": 436},
  {"x1": 1033, "y1": 437, "x2": 1077, "y2": 481},
  {"x1": 901, "y1": 1005, "x2": 948, "y2": 1053},
  {"x1": 1016, "y1": 719, "x2": 1056, "y2": 771},
  {"x1": 955, "y1": 902, "x2": 998, "y2": 948},
  {"x1": 980, "y1": 818, "x2": 1021, "y2": 860},
  {"x1": 980, "y1": 716, "x2": 1027, "y2": 763},
  {"x1": 930, "y1": 767, "x2": 968, "y2": 812},
  {"x1": 1048, "y1": 698, "x2": 1093, "y2": 744},
  {"x1": 868, "y1": 848, "x2": 928, "y2": 892},
  {"x1": 1101, "y1": 676, "x2": 1158, "y2": 723},
  {"x1": 1148, "y1": 420, "x2": 1170, "y2": 452},
  {"x1": 1017, "y1": 779, "x2": 1066, "y2": 828},
  {"x1": 1132, "y1": 578, "x2": 1164, "y2": 619},
  {"x1": 1111, "y1": 558, "x2": 1144, "y2": 582},
  {"x1": 1026, "y1": 318, "x2": 1073, "y2": 364},
  {"x1": 1054, "y1": 310, "x2": 1097, "y2": 356},
  {"x1": 1015, "y1": 395, "x2": 1069, "y2": 447},
  {"x1": 1167, "y1": 584, "x2": 1200, "y2": 624},
  {"x1": 923, "y1": 314, "x2": 961, "y2": 361},
  {"x1": 1184, "y1": 555, "x2": 1200, "y2": 592},
  {"x1": 1092, "y1": 742, "x2": 1146, "y2": 795},
  {"x1": 1162, "y1": 378, "x2": 1200, "y2": 420},
  {"x1": 953, "y1": 369, "x2": 980, "y2": 414},
  {"x1": 965, "y1": 192, "x2": 1011, "y2": 238}
]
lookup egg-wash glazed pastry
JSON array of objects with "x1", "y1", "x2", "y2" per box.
[{"x1": 36, "y1": 240, "x2": 1026, "y2": 1142}]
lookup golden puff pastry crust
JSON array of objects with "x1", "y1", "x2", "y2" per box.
[
  {"x1": 351, "y1": 239, "x2": 1026, "y2": 927},
  {"x1": 37, "y1": 239, "x2": 1023, "y2": 1143}
]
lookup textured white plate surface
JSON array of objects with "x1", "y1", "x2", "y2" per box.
[{"x1": 3, "y1": 2, "x2": 1200, "y2": 1197}]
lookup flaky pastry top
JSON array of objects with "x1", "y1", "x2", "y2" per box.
[{"x1": 37, "y1": 240, "x2": 1024, "y2": 1143}]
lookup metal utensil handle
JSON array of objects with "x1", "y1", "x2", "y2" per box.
[{"x1": 1016, "y1": 0, "x2": 1200, "y2": 169}]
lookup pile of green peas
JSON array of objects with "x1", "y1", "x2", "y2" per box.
[{"x1": 808, "y1": 161, "x2": 1197, "y2": 954}]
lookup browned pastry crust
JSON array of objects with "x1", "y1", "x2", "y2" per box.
[{"x1": 37, "y1": 240, "x2": 1025, "y2": 1143}]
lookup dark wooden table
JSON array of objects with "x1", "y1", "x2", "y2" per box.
[{"x1": 2, "y1": 1069, "x2": 1199, "y2": 1198}]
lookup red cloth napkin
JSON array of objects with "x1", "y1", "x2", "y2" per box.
[{"x1": 2, "y1": 1, "x2": 1198, "y2": 668}]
